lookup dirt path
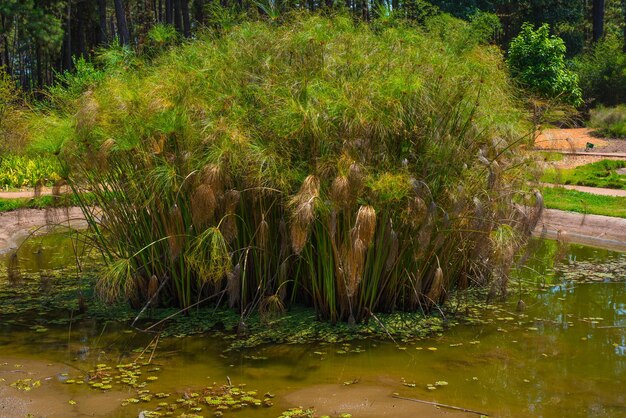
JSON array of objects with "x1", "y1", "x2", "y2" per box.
[
  {"x1": 541, "y1": 183, "x2": 626, "y2": 197},
  {"x1": 533, "y1": 208, "x2": 626, "y2": 252},
  {"x1": 535, "y1": 128, "x2": 609, "y2": 151},
  {"x1": 535, "y1": 128, "x2": 626, "y2": 169},
  {"x1": 0, "y1": 207, "x2": 88, "y2": 254},
  {"x1": 0, "y1": 186, "x2": 70, "y2": 200},
  {"x1": 548, "y1": 154, "x2": 626, "y2": 169}
]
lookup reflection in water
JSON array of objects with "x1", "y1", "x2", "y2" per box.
[{"x1": 0, "y1": 238, "x2": 625, "y2": 417}]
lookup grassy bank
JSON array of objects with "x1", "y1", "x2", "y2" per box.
[
  {"x1": 541, "y1": 187, "x2": 626, "y2": 218},
  {"x1": 30, "y1": 13, "x2": 536, "y2": 322},
  {"x1": 542, "y1": 159, "x2": 626, "y2": 190},
  {"x1": 0, "y1": 194, "x2": 90, "y2": 212}
]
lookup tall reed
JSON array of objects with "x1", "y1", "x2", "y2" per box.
[{"x1": 49, "y1": 13, "x2": 537, "y2": 320}]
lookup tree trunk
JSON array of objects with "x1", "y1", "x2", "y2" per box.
[
  {"x1": 361, "y1": 0, "x2": 369, "y2": 20},
  {"x1": 181, "y1": 0, "x2": 191, "y2": 37},
  {"x1": 193, "y1": 0, "x2": 205, "y2": 25},
  {"x1": 36, "y1": 43, "x2": 43, "y2": 89},
  {"x1": 114, "y1": 0, "x2": 131, "y2": 45},
  {"x1": 98, "y1": 0, "x2": 108, "y2": 44},
  {"x1": 174, "y1": 0, "x2": 183, "y2": 33},
  {"x1": 592, "y1": 0, "x2": 605, "y2": 42},
  {"x1": 165, "y1": 0, "x2": 173, "y2": 24},
  {"x1": 137, "y1": 0, "x2": 154, "y2": 49},
  {"x1": 76, "y1": 1, "x2": 88, "y2": 59}
]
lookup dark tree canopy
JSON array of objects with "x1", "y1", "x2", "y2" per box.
[{"x1": 0, "y1": 0, "x2": 623, "y2": 91}]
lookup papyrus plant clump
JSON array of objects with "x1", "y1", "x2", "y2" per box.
[{"x1": 55, "y1": 13, "x2": 539, "y2": 322}]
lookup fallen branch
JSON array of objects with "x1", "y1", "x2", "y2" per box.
[
  {"x1": 367, "y1": 309, "x2": 397, "y2": 345},
  {"x1": 139, "y1": 289, "x2": 227, "y2": 332},
  {"x1": 131, "y1": 276, "x2": 170, "y2": 329},
  {"x1": 392, "y1": 394, "x2": 489, "y2": 416}
]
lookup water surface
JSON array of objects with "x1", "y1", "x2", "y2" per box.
[{"x1": 1, "y1": 238, "x2": 625, "y2": 417}]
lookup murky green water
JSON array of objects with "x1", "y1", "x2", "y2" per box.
[{"x1": 1, "y1": 237, "x2": 625, "y2": 417}]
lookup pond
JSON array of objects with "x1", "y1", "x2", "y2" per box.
[{"x1": 1, "y1": 236, "x2": 625, "y2": 417}]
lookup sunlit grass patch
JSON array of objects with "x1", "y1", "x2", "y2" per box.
[
  {"x1": 541, "y1": 159, "x2": 626, "y2": 190},
  {"x1": 541, "y1": 187, "x2": 626, "y2": 218}
]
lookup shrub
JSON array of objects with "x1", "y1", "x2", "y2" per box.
[
  {"x1": 589, "y1": 106, "x2": 626, "y2": 138},
  {"x1": 47, "y1": 57, "x2": 106, "y2": 111},
  {"x1": 145, "y1": 24, "x2": 181, "y2": 55},
  {"x1": 0, "y1": 155, "x2": 62, "y2": 189},
  {"x1": 574, "y1": 36, "x2": 626, "y2": 107},
  {"x1": 0, "y1": 69, "x2": 29, "y2": 154},
  {"x1": 507, "y1": 23, "x2": 582, "y2": 106},
  {"x1": 49, "y1": 14, "x2": 536, "y2": 321}
]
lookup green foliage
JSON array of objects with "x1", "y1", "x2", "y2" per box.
[
  {"x1": 468, "y1": 11, "x2": 501, "y2": 44},
  {"x1": 575, "y1": 37, "x2": 626, "y2": 107},
  {"x1": 0, "y1": 69, "x2": 28, "y2": 153},
  {"x1": 0, "y1": 0, "x2": 64, "y2": 89},
  {"x1": 537, "y1": 151, "x2": 563, "y2": 163},
  {"x1": 541, "y1": 187, "x2": 626, "y2": 218},
  {"x1": 145, "y1": 24, "x2": 181, "y2": 53},
  {"x1": 367, "y1": 173, "x2": 412, "y2": 203},
  {"x1": 147, "y1": 24, "x2": 180, "y2": 47},
  {"x1": 0, "y1": 68, "x2": 19, "y2": 116},
  {"x1": 399, "y1": 0, "x2": 439, "y2": 23},
  {"x1": 507, "y1": 23, "x2": 582, "y2": 106},
  {"x1": 589, "y1": 106, "x2": 626, "y2": 138},
  {"x1": 0, "y1": 155, "x2": 62, "y2": 189},
  {"x1": 255, "y1": 0, "x2": 285, "y2": 21},
  {"x1": 0, "y1": 193, "x2": 94, "y2": 212},
  {"x1": 48, "y1": 57, "x2": 106, "y2": 110},
  {"x1": 203, "y1": 3, "x2": 247, "y2": 32},
  {"x1": 542, "y1": 160, "x2": 626, "y2": 190},
  {"x1": 46, "y1": 14, "x2": 531, "y2": 320},
  {"x1": 27, "y1": 114, "x2": 75, "y2": 155}
]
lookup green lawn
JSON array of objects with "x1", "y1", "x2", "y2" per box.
[
  {"x1": 0, "y1": 194, "x2": 92, "y2": 212},
  {"x1": 542, "y1": 187, "x2": 626, "y2": 218},
  {"x1": 537, "y1": 151, "x2": 564, "y2": 163},
  {"x1": 541, "y1": 159, "x2": 626, "y2": 189}
]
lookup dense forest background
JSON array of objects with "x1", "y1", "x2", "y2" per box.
[{"x1": 0, "y1": 0, "x2": 623, "y2": 92}]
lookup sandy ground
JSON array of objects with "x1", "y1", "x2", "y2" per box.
[
  {"x1": 535, "y1": 128, "x2": 609, "y2": 151},
  {"x1": 533, "y1": 208, "x2": 626, "y2": 252},
  {"x1": 284, "y1": 383, "x2": 473, "y2": 417},
  {"x1": 0, "y1": 358, "x2": 124, "y2": 418},
  {"x1": 0, "y1": 185, "x2": 71, "y2": 200},
  {"x1": 536, "y1": 127, "x2": 626, "y2": 153},
  {"x1": 0, "y1": 207, "x2": 88, "y2": 254}
]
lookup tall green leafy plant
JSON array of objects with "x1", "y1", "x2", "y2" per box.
[
  {"x1": 48, "y1": 13, "x2": 536, "y2": 321},
  {"x1": 574, "y1": 36, "x2": 626, "y2": 106},
  {"x1": 508, "y1": 23, "x2": 582, "y2": 107}
]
